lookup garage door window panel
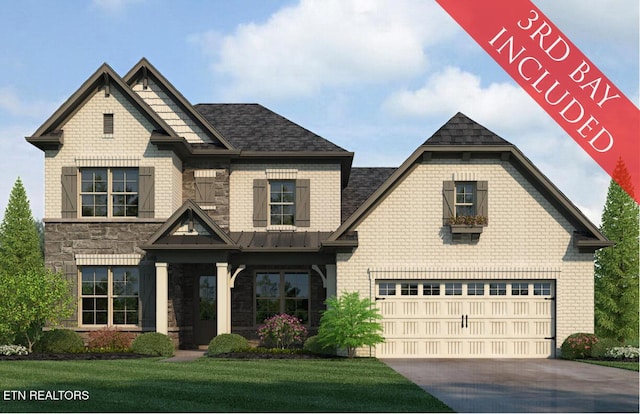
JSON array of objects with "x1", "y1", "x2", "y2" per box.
[
  {"x1": 534, "y1": 283, "x2": 551, "y2": 296},
  {"x1": 490, "y1": 283, "x2": 507, "y2": 296},
  {"x1": 446, "y1": 283, "x2": 463, "y2": 296},
  {"x1": 401, "y1": 283, "x2": 418, "y2": 296},
  {"x1": 467, "y1": 283, "x2": 484, "y2": 296},
  {"x1": 378, "y1": 283, "x2": 396, "y2": 296},
  {"x1": 512, "y1": 283, "x2": 529, "y2": 295},
  {"x1": 423, "y1": 283, "x2": 440, "y2": 296}
]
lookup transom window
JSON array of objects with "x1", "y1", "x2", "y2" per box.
[
  {"x1": 512, "y1": 283, "x2": 529, "y2": 296},
  {"x1": 401, "y1": 283, "x2": 418, "y2": 296},
  {"x1": 490, "y1": 283, "x2": 507, "y2": 296},
  {"x1": 81, "y1": 168, "x2": 139, "y2": 217},
  {"x1": 455, "y1": 182, "x2": 475, "y2": 216},
  {"x1": 423, "y1": 283, "x2": 440, "y2": 296},
  {"x1": 269, "y1": 181, "x2": 295, "y2": 225},
  {"x1": 81, "y1": 266, "x2": 139, "y2": 326},
  {"x1": 445, "y1": 283, "x2": 463, "y2": 296},
  {"x1": 378, "y1": 283, "x2": 396, "y2": 296},
  {"x1": 255, "y1": 272, "x2": 309, "y2": 324},
  {"x1": 534, "y1": 283, "x2": 551, "y2": 296},
  {"x1": 467, "y1": 283, "x2": 484, "y2": 296}
]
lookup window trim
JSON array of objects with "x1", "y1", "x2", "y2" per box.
[
  {"x1": 103, "y1": 113, "x2": 114, "y2": 135},
  {"x1": 268, "y1": 180, "x2": 296, "y2": 227},
  {"x1": 455, "y1": 182, "x2": 476, "y2": 217},
  {"x1": 78, "y1": 266, "x2": 140, "y2": 327}
]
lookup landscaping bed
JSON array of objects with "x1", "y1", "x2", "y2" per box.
[
  {"x1": 0, "y1": 352, "x2": 151, "y2": 361},
  {"x1": 209, "y1": 351, "x2": 341, "y2": 359}
]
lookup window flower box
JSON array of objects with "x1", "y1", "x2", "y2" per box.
[
  {"x1": 449, "y1": 224, "x2": 484, "y2": 234},
  {"x1": 447, "y1": 215, "x2": 487, "y2": 235}
]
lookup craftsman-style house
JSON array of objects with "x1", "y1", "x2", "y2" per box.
[{"x1": 27, "y1": 59, "x2": 610, "y2": 358}]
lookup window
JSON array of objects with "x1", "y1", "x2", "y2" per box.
[
  {"x1": 269, "y1": 181, "x2": 295, "y2": 225},
  {"x1": 490, "y1": 283, "x2": 507, "y2": 296},
  {"x1": 467, "y1": 283, "x2": 484, "y2": 296},
  {"x1": 103, "y1": 114, "x2": 114, "y2": 135},
  {"x1": 401, "y1": 283, "x2": 418, "y2": 296},
  {"x1": 512, "y1": 283, "x2": 529, "y2": 296},
  {"x1": 455, "y1": 182, "x2": 475, "y2": 217},
  {"x1": 81, "y1": 168, "x2": 138, "y2": 217},
  {"x1": 255, "y1": 272, "x2": 309, "y2": 324},
  {"x1": 534, "y1": 283, "x2": 551, "y2": 296},
  {"x1": 378, "y1": 283, "x2": 396, "y2": 296},
  {"x1": 423, "y1": 283, "x2": 440, "y2": 296},
  {"x1": 445, "y1": 283, "x2": 462, "y2": 296},
  {"x1": 81, "y1": 266, "x2": 139, "y2": 326}
]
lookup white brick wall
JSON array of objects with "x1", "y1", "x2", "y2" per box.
[
  {"x1": 229, "y1": 163, "x2": 342, "y2": 232},
  {"x1": 44, "y1": 87, "x2": 182, "y2": 219},
  {"x1": 337, "y1": 158, "x2": 595, "y2": 355}
]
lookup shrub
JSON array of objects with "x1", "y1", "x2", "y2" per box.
[
  {"x1": 0, "y1": 344, "x2": 29, "y2": 356},
  {"x1": 258, "y1": 314, "x2": 307, "y2": 349},
  {"x1": 87, "y1": 328, "x2": 134, "y2": 352},
  {"x1": 605, "y1": 346, "x2": 640, "y2": 360},
  {"x1": 131, "y1": 332, "x2": 174, "y2": 357},
  {"x1": 561, "y1": 333, "x2": 599, "y2": 359},
  {"x1": 591, "y1": 337, "x2": 622, "y2": 358},
  {"x1": 317, "y1": 292, "x2": 384, "y2": 358},
  {"x1": 34, "y1": 329, "x2": 84, "y2": 353},
  {"x1": 207, "y1": 333, "x2": 249, "y2": 355},
  {"x1": 303, "y1": 335, "x2": 336, "y2": 355}
]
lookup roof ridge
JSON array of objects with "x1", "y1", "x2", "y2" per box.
[{"x1": 423, "y1": 112, "x2": 512, "y2": 146}]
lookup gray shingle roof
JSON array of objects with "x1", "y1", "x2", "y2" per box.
[
  {"x1": 342, "y1": 167, "x2": 397, "y2": 222},
  {"x1": 194, "y1": 103, "x2": 348, "y2": 152},
  {"x1": 423, "y1": 112, "x2": 512, "y2": 146}
]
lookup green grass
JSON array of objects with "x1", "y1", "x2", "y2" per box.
[
  {"x1": 578, "y1": 359, "x2": 639, "y2": 372},
  {"x1": 0, "y1": 357, "x2": 452, "y2": 412}
]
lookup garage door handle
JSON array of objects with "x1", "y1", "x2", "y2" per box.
[
  {"x1": 461, "y1": 315, "x2": 464, "y2": 328},
  {"x1": 465, "y1": 315, "x2": 468, "y2": 328}
]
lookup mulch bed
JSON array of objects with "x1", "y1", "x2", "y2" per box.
[
  {"x1": 0, "y1": 352, "x2": 151, "y2": 361},
  {"x1": 208, "y1": 351, "x2": 341, "y2": 359}
]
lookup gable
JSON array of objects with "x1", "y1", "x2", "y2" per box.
[
  {"x1": 144, "y1": 200, "x2": 239, "y2": 250},
  {"x1": 27, "y1": 63, "x2": 178, "y2": 151},
  {"x1": 124, "y1": 58, "x2": 234, "y2": 150},
  {"x1": 330, "y1": 112, "x2": 610, "y2": 251}
]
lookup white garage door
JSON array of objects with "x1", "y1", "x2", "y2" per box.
[{"x1": 376, "y1": 280, "x2": 555, "y2": 358}]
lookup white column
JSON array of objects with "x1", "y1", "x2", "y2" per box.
[
  {"x1": 216, "y1": 262, "x2": 230, "y2": 335},
  {"x1": 326, "y1": 264, "x2": 337, "y2": 299},
  {"x1": 155, "y1": 262, "x2": 168, "y2": 335}
]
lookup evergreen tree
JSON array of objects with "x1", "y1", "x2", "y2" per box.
[
  {"x1": 594, "y1": 159, "x2": 639, "y2": 342},
  {"x1": 0, "y1": 178, "x2": 43, "y2": 275}
]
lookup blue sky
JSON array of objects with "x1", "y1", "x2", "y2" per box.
[{"x1": 1, "y1": 0, "x2": 638, "y2": 226}]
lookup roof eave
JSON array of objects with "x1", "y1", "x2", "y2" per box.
[{"x1": 25, "y1": 131, "x2": 63, "y2": 151}]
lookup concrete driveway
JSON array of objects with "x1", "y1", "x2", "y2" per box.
[{"x1": 383, "y1": 359, "x2": 639, "y2": 413}]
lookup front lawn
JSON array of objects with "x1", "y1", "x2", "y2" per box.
[
  {"x1": 578, "y1": 359, "x2": 639, "y2": 372},
  {"x1": 0, "y1": 357, "x2": 452, "y2": 412}
]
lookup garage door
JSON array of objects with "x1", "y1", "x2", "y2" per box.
[{"x1": 376, "y1": 280, "x2": 555, "y2": 358}]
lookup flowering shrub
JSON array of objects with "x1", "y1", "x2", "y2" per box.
[
  {"x1": 258, "y1": 314, "x2": 307, "y2": 349},
  {"x1": 605, "y1": 346, "x2": 639, "y2": 360},
  {"x1": 0, "y1": 345, "x2": 29, "y2": 356},
  {"x1": 561, "y1": 333, "x2": 599, "y2": 359},
  {"x1": 87, "y1": 328, "x2": 134, "y2": 352}
]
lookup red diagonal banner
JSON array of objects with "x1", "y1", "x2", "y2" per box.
[{"x1": 436, "y1": 0, "x2": 640, "y2": 204}]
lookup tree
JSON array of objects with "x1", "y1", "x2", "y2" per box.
[
  {"x1": 0, "y1": 268, "x2": 73, "y2": 351},
  {"x1": 0, "y1": 178, "x2": 43, "y2": 275},
  {"x1": 594, "y1": 159, "x2": 639, "y2": 342},
  {"x1": 35, "y1": 219, "x2": 45, "y2": 259},
  {"x1": 317, "y1": 291, "x2": 384, "y2": 358}
]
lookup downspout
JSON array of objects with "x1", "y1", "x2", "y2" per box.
[{"x1": 368, "y1": 268, "x2": 372, "y2": 358}]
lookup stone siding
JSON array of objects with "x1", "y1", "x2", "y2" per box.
[{"x1": 182, "y1": 160, "x2": 230, "y2": 228}]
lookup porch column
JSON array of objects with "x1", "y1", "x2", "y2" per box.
[
  {"x1": 216, "y1": 262, "x2": 230, "y2": 334},
  {"x1": 326, "y1": 264, "x2": 337, "y2": 299},
  {"x1": 155, "y1": 262, "x2": 168, "y2": 335}
]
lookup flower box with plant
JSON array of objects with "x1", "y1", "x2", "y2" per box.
[{"x1": 448, "y1": 215, "x2": 488, "y2": 234}]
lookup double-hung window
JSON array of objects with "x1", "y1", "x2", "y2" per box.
[
  {"x1": 81, "y1": 168, "x2": 138, "y2": 217},
  {"x1": 269, "y1": 181, "x2": 295, "y2": 225},
  {"x1": 455, "y1": 182, "x2": 475, "y2": 217},
  {"x1": 81, "y1": 266, "x2": 139, "y2": 326}
]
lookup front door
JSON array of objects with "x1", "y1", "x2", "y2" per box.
[{"x1": 194, "y1": 275, "x2": 217, "y2": 346}]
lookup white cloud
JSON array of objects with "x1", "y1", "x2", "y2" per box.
[
  {"x1": 0, "y1": 88, "x2": 59, "y2": 121},
  {"x1": 198, "y1": 0, "x2": 456, "y2": 100},
  {"x1": 382, "y1": 67, "x2": 552, "y2": 134}
]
